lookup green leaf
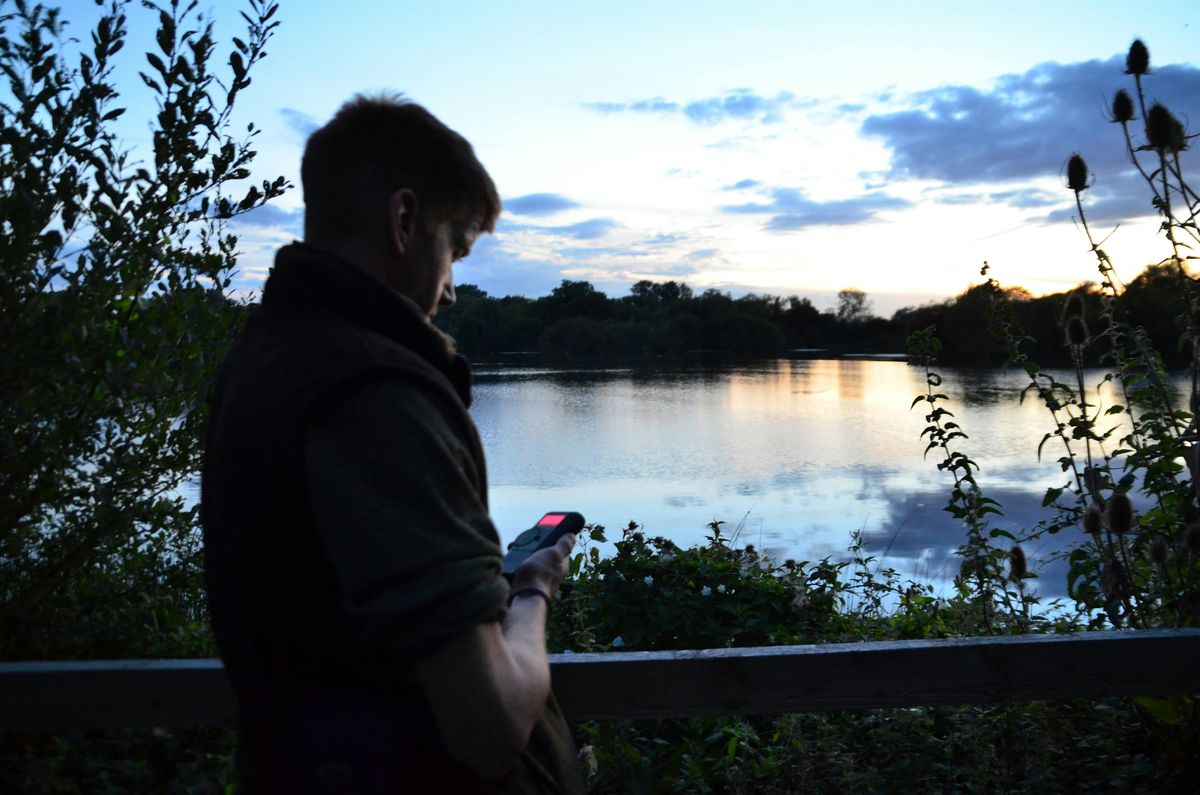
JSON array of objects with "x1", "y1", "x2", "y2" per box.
[
  {"x1": 146, "y1": 51, "x2": 167, "y2": 77},
  {"x1": 157, "y1": 11, "x2": 176, "y2": 56},
  {"x1": 1042, "y1": 486, "x2": 1064, "y2": 507},
  {"x1": 1133, "y1": 696, "x2": 1184, "y2": 725}
]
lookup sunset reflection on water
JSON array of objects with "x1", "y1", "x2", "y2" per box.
[{"x1": 471, "y1": 358, "x2": 1180, "y2": 597}]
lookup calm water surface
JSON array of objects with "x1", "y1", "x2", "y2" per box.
[{"x1": 472, "y1": 358, "x2": 1182, "y2": 597}]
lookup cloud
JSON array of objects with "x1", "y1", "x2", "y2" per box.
[
  {"x1": 861, "y1": 55, "x2": 1200, "y2": 193},
  {"x1": 722, "y1": 186, "x2": 911, "y2": 231},
  {"x1": 584, "y1": 96, "x2": 680, "y2": 115},
  {"x1": 457, "y1": 229, "x2": 699, "y2": 297},
  {"x1": 453, "y1": 234, "x2": 569, "y2": 297},
  {"x1": 279, "y1": 108, "x2": 320, "y2": 139},
  {"x1": 586, "y1": 89, "x2": 803, "y2": 126},
  {"x1": 643, "y1": 232, "x2": 687, "y2": 246},
  {"x1": 504, "y1": 193, "x2": 581, "y2": 216},
  {"x1": 685, "y1": 248, "x2": 720, "y2": 261},
  {"x1": 684, "y1": 89, "x2": 796, "y2": 125},
  {"x1": 495, "y1": 216, "x2": 619, "y2": 241},
  {"x1": 232, "y1": 203, "x2": 305, "y2": 235},
  {"x1": 930, "y1": 187, "x2": 1061, "y2": 208},
  {"x1": 544, "y1": 218, "x2": 619, "y2": 240},
  {"x1": 559, "y1": 245, "x2": 653, "y2": 259},
  {"x1": 987, "y1": 188, "x2": 1061, "y2": 208},
  {"x1": 724, "y1": 179, "x2": 761, "y2": 191}
]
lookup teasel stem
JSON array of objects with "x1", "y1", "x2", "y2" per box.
[
  {"x1": 1157, "y1": 152, "x2": 1200, "y2": 506},
  {"x1": 1115, "y1": 533, "x2": 1143, "y2": 629},
  {"x1": 1069, "y1": 342, "x2": 1097, "y2": 498},
  {"x1": 1076, "y1": 193, "x2": 1180, "y2": 446},
  {"x1": 1118, "y1": 119, "x2": 1166, "y2": 212},
  {"x1": 996, "y1": 297, "x2": 1089, "y2": 503},
  {"x1": 1165, "y1": 153, "x2": 1200, "y2": 245}
]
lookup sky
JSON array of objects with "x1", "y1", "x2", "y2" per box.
[{"x1": 71, "y1": 0, "x2": 1200, "y2": 316}]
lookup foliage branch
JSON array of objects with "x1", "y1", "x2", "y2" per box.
[{"x1": 0, "y1": 0, "x2": 287, "y2": 658}]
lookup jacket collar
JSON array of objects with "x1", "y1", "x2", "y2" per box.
[{"x1": 262, "y1": 242, "x2": 473, "y2": 406}]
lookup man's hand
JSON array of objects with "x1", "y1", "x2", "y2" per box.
[{"x1": 511, "y1": 533, "x2": 575, "y2": 598}]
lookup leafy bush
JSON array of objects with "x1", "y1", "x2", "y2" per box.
[
  {"x1": 549, "y1": 522, "x2": 1187, "y2": 793},
  {"x1": 0, "y1": 0, "x2": 285, "y2": 660}
]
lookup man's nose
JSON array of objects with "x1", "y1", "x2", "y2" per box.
[{"x1": 440, "y1": 282, "x2": 456, "y2": 308}]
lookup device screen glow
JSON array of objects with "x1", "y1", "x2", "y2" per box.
[{"x1": 539, "y1": 513, "x2": 566, "y2": 527}]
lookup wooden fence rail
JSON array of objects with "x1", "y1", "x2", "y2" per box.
[{"x1": 3, "y1": 630, "x2": 1198, "y2": 732}]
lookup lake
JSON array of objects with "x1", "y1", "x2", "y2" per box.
[{"x1": 472, "y1": 356, "x2": 1180, "y2": 599}]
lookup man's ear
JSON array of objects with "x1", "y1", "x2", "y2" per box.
[{"x1": 387, "y1": 188, "x2": 419, "y2": 255}]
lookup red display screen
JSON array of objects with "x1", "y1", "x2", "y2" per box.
[{"x1": 539, "y1": 513, "x2": 566, "y2": 527}]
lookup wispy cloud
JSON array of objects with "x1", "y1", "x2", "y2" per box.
[
  {"x1": 544, "y1": 218, "x2": 619, "y2": 240},
  {"x1": 586, "y1": 89, "x2": 805, "y2": 125},
  {"x1": 279, "y1": 108, "x2": 320, "y2": 139},
  {"x1": 928, "y1": 186, "x2": 1062, "y2": 209},
  {"x1": 724, "y1": 178, "x2": 761, "y2": 191},
  {"x1": 643, "y1": 232, "x2": 688, "y2": 246},
  {"x1": 722, "y1": 187, "x2": 911, "y2": 231},
  {"x1": 504, "y1": 192, "x2": 581, "y2": 216},
  {"x1": 454, "y1": 234, "x2": 569, "y2": 297},
  {"x1": 232, "y1": 203, "x2": 305, "y2": 235},
  {"x1": 584, "y1": 96, "x2": 680, "y2": 115}
]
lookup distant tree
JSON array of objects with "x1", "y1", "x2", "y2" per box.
[
  {"x1": 541, "y1": 279, "x2": 610, "y2": 323},
  {"x1": 836, "y1": 288, "x2": 873, "y2": 323},
  {"x1": 0, "y1": 0, "x2": 286, "y2": 658},
  {"x1": 630, "y1": 279, "x2": 693, "y2": 308},
  {"x1": 782, "y1": 295, "x2": 823, "y2": 346}
]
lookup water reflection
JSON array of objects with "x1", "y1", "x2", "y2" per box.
[{"x1": 471, "y1": 358, "x2": 1182, "y2": 598}]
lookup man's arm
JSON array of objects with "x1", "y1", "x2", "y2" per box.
[
  {"x1": 303, "y1": 379, "x2": 573, "y2": 778},
  {"x1": 413, "y1": 535, "x2": 574, "y2": 779}
]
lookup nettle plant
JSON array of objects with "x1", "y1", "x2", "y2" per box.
[
  {"x1": 908, "y1": 39, "x2": 1198, "y2": 633},
  {"x1": 550, "y1": 518, "x2": 982, "y2": 658}
]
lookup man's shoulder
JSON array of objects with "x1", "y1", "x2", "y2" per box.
[{"x1": 223, "y1": 303, "x2": 458, "y2": 416}]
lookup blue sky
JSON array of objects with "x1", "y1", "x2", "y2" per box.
[{"x1": 79, "y1": 1, "x2": 1200, "y2": 315}]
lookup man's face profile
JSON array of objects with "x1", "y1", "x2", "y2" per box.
[{"x1": 389, "y1": 209, "x2": 479, "y2": 320}]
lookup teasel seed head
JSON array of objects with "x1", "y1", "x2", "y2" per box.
[
  {"x1": 1185, "y1": 521, "x2": 1200, "y2": 553},
  {"x1": 1148, "y1": 535, "x2": 1170, "y2": 567},
  {"x1": 1100, "y1": 558, "x2": 1128, "y2": 600},
  {"x1": 1111, "y1": 89, "x2": 1135, "y2": 124},
  {"x1": 1010, "y1": 545, "x2": 1028, "y2": 580},
  {"x1": 1126, "y1": 40, "x2": 1150, "y2": 76},
  {"x1": 1146, "y1": 103, "x2": 1186, "y2": 153},
  {"x1": 1106, "y1": 493, "x2": 1135, "y2": 535},
  {"x1": 1066, "y1": 153, "x2": 1090, "y2": 192},
  {"x1": 1066, "y1": 315, "x2": 1090, "y2": 347},
  {"x1": 1083, "y1": 505, "x2": 1103, "y2": 536},
  {"x1": 1063, "y1": 292, "x2": 1086, "y2": 321}
]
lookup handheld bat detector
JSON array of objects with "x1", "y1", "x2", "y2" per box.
[{"x1": 502, "y1": 512, "x2": 585, "y2": 578}]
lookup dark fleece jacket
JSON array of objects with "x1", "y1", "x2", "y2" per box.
[{"x1": 202, "y1": 243, "x2": 580, "y2": 793}]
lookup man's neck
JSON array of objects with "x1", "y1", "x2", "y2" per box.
[{"x1": 301, "y1": 237, "x2": 388, "y2": 286}]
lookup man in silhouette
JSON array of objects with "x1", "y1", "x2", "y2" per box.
[{"x1": 202, "y1": 95, "x2": 582, "y2": 793}]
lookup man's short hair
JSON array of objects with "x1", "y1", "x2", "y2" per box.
[{"x1": 301, "y1": 94, "x2": 501, "y2": 240}]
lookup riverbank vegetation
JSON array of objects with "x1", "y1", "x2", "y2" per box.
[
  {"x1": 435, "y1": 266, "x2": 1187, "y2": 367},
  {"x1": 1, "y1": 4, "x2": 1196, "y2": 790}
]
